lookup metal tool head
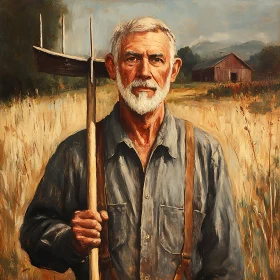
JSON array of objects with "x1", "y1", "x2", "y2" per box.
[
  {"x1": 33, "y1": 46, "x2": 109, "y2": 78},
  {"x1": 34, "y1": 14, "x2": 109, "y2": 79}
]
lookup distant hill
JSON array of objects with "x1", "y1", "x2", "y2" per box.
[
  {"x1": 191, "y1": 40, "x2": 240, "y2": 57},
  {"x1": 191, "y1": 40, "x2": 265, "y2": 61}
]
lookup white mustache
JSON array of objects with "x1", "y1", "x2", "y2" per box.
[
  {"x1": 130, "y1": 79, "x2": 159, "y2": 90},
  {"x1": 116, "y1": 66, "x2": 171, "y2": 115}
]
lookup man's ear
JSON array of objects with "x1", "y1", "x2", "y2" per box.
[
  {"x1": 170, "y1": 57, "x2": 182, "y2": 83},
  {"x1": 105, "y1": 53, "x2": 117, "y2": 80}
]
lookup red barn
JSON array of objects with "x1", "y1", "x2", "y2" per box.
[{"x1": 192, "y1": 53, "x2": 253, "y2": 82}]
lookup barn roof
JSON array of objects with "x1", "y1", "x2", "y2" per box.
[{"x1": 192, "y1": 53, "x2": 253, "y2": 71}]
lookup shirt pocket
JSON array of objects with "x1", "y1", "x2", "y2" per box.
[
  {"x1": 159, "y1": 205, "x2": 184, "y2": 255},
  {"x1": 107, "y1": 203, "x2": 127, "y2": 250}
]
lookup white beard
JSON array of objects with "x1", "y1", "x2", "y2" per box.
[{"x1": 116, "y1": 67, "x2": 172, "y2": 115}]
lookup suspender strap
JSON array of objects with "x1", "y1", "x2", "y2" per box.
[
  {"x1": 96, "y1": 122, "x2": 117, "y2": 280},
  {"x1": 174, "y1": 121, "x2": 195, "y2": 280}
]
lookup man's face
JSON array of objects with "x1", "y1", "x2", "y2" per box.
[
  {"x1": 118, "y1": 31, "x2": 173, "y2": 97},
  {"x1": 105, "y1": 30, "x2": 182, "y2": 115}
]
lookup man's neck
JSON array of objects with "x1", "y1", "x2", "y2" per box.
[{"x1": 119, "y1": 96, "x2": 165, "y2": 169}]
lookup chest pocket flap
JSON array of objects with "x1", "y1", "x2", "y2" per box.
[{"x1": 159, "y1": 205, "x2": 184, "y2": 255}]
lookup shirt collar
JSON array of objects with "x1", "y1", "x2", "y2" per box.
[{"x1": 103, "y1": 102, "x2": 178, "y2": 159}]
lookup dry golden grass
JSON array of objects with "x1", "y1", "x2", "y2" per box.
[{"x1": 0, "y1": 84, "x2": 279, "y2": 279}]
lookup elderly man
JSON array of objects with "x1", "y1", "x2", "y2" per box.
[{"x1": 20, "y1": 17, "x2": 244, "y2": 280}]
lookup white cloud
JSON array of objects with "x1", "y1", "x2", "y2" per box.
[
  {"x1": 190, "y1": 32, "x2": 230, "y2": 46},
  {"x1": 253, "y1": 32, "x2": 269, "y2": 44}
]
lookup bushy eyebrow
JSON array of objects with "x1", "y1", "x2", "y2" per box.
[
  {"x1": 124, "y1": 51, "x2": 165, "y2": 59},
  {"x1": 124, "y1": 51, "x2": 142, "y2": 58},
  {"x1": 149, "y1": 54, "x2": 164, "y2": 58}
]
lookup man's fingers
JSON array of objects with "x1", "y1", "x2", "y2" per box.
[
  {"x1": 73, "y1": 226, "x2": 101, "y2": 238},
  {"x1": 75, "y1": 210, "x2": 102, "y2": 223},
  {"x1": 72, "y1": 218, "x2": 102, "y2": 231},
  {"x1": 71, "y1": 210, "x2": 108, "y2": 239},
  {"x1": 100, "y1": 210, "x2": 109, "y2": 220},
  {"x1": 93, "y1": 211, "x2": 102, "y2": 223}
]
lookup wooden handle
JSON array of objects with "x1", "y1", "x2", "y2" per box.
[
  {"x1": 87, "y1": 15, "x2": 99, "y2": 280},
  {"x1": 87, "y1": 66, "x2": 99, "y2": 280}
]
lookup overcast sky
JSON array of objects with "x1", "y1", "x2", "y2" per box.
[{"x1": 62, "y1": 0, "x2": 280, "y2": 57}]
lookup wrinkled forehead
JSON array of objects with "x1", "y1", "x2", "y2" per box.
[{"x1": 119, "y1": 31, "x2": 173, "y2": 56}]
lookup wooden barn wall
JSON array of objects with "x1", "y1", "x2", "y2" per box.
[
  {"x1": 192, "y1": 68, "x2": 214, "y2": 82},
  {"x1": 214, "y1": 54, "x2": 252, "y2": 82}
]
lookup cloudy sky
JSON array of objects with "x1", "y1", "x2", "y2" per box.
[{"x1": 62, "y1": 0, "x2": 280, "y2": 57}]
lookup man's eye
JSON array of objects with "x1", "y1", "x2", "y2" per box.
[
  {"x1": 150, "y1": 57, "x2": 164, "y2": 65},
  {"x1": 125, "y1": 57, "x2": 139, "y2": 64}
]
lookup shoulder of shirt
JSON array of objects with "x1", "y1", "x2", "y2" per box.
[
  {"x1": 194, "y1": 126, "x2": 220, "y2": 150},
  {"x1": 173, "y1": 115, "x2": 221, "y2": 155},
  {"x1": 54, "y1": 129, "x2": 87, "y2": 157},
  {"x1": 54, "y1": 112, "x2": 109, "y2": 155}
]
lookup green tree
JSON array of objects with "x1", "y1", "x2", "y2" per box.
[
  {"x1": 258, "y1": 46, "x2": 280, "y2": 77},
  {"x1": 247, "y1": 53, "x2": 260, "y2": 70},
  {"x1": 0, "y1": 0, "x2": 67, "y2": 101},
  {"x1": 248, "y1": 45, "x2": 280, "y2": 78},
  {"x1": 177, "y1": 46, "x2": 200, "y2": 82}
]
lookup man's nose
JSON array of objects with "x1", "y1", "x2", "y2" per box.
[{"x1": 137, "y1": 58, "x2": 151, "y2": 80}]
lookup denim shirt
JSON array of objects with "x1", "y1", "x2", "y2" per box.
[{"x1": 20, "y1": 102, "x2": 244, "y2": 280}]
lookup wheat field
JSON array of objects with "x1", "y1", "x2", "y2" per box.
[{"x1": 0, "y1": 85, "x2": 279, "y2": 279}]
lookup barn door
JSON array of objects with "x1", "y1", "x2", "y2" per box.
[{"x1": 230, "y1": 72, "x2": 237, "y2": 83}]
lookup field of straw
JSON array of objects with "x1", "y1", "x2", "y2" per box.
[{"x1": 0, "y1": 84, "x2": 279, "y2": 280}]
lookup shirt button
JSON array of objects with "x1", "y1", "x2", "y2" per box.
[
  {"x1": 145, "y1": 193, "x2": 150, "y2": 199},
  {"x1": 145, "y1": 234, "x2": 150, "y2": 240},
  {"x1": 145, "y1": 275, "x2": 150, "y2": 280}
]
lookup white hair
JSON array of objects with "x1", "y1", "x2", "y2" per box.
[{"x1": 110, "y1": 16, "x2": 176, "y2": 63}]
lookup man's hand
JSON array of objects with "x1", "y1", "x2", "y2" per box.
[{"x1": 71, "y1": 210, "x2": 109, "y2": 256}]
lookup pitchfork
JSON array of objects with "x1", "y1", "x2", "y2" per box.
[{"x1": 33, "y1": 14, "x2": 109, "y2": 280}]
